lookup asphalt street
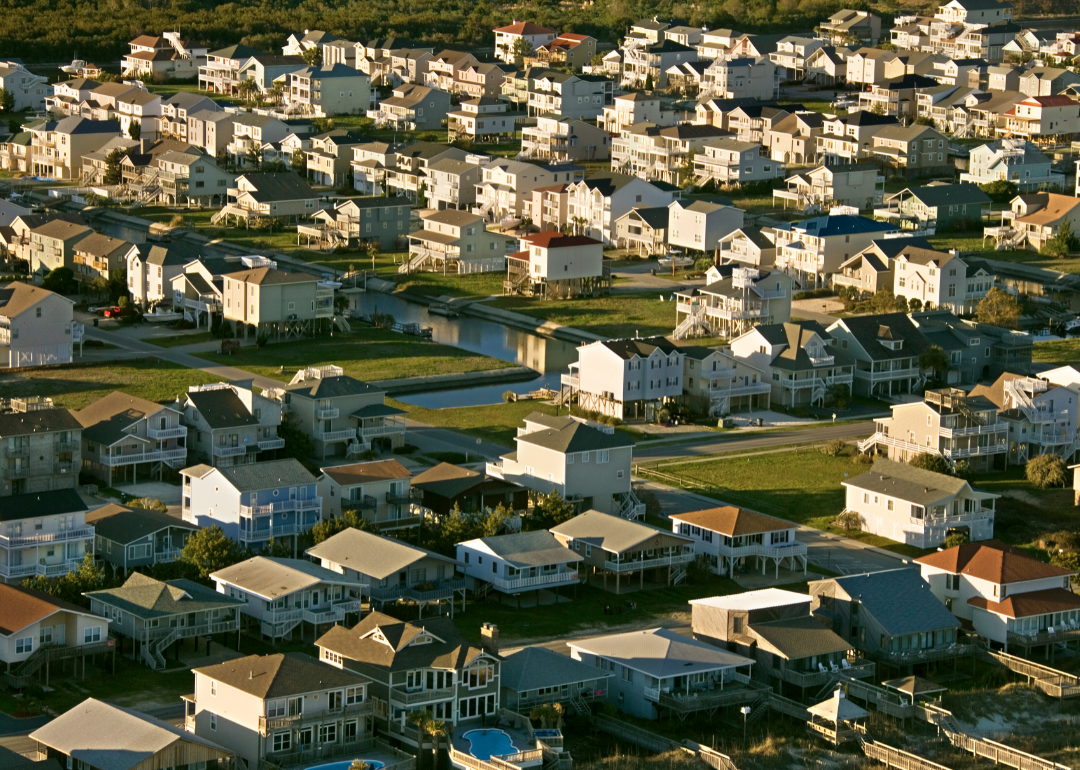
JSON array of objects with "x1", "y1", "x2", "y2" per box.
[{"x1": 633, "y1": 421, "x2": 876, "y2": 461}]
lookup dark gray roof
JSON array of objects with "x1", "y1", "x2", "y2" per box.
[
  {"x1": 86, "y1": 504, "x2": 196, "y2": 545},
  {"x1": 900, "y1": 183, "x2": 991, "y2": 208},
  {"x1": 238, "y1": 172, "x2": 316, "y2": 202},
  {"x1": 501, "y1": 646, "x2": 612, "y2": 692},
  {"x1": 515, "y1": 419, "x2": 633, "y2": 453},
  {"x1": 86, "y1": 573, "x2": 242, "y2": 619},
  {"x1": 0, "y1": 408, "x2": 81, "y2": 437},
  {"x1": 828, "y1": 568, "x2": 960, "y2": 636},
  {"x1": 139, "y1": 241, "x2": 203, "y2": 267},
  {"x1": 751, "y1": 615, "x2": 852, "y2": 661},
  {"x1": 600, "y1": 335, "x2": 680, "y2": 360},
  {"x1": 625, "y1": 206, "x2": 669, "y2": 230},
  {"x1": 186, "y1": 388, "x2": 258, "y2": 429},
  {"x1": 836, "y1": 313, "x2": 932, "y2": 361},
  {"x1": 285, "y1": 374, "x2": 384, "y2": 399},
  {"x1": 193, "y1": 652, "x2": 368, "y2": 699},
  {"x1": 0, "y1": 489, "x2": 87, "y2": 524},
  {"x1": 214, "y1": 458, "x2": 316, "y2": 492}
]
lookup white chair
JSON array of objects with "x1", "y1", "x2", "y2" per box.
[
  {"x1": 841, "y1": 659, "x2": 851, "y2": 670},
  {"x1": 818, "y1": 663, "x2": 828, "y2": 673},
  {"x1": 830, "y1": 662, "x2": 840, "y2": 673}
]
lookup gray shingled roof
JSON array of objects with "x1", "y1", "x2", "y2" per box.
[
  {"x1": 211, "y1": 557, "x2": 364, "y2": 599},
  {"x1": 828, "y1": 568, "x2": 960, "y2": 636},
  {"x1": 501, "y1": 646, "x2": 612, "y2": 692},
  {"x1": 0, "y1": 489, "x2": 86, "y2": 524},
  {"x1": 0, "y1": 408, "x2": 81, "y2": 438},
  {"x1": 306, "y1": 528, "x2": 455, "y2": 578},
  {"x1": 551, "y1": 510, "x2": 690, "y2": 553},
  {"x1": 186, "y1": 388, "x2": 258, "y2": 430},
  {"x1": 215, "y1": 458, "x2": 316, "y2": 491},
  {"x1": 86, "y1": 504, "x2": 196, "y2": 545},
  {"x1": 464, "y1": 530, "x2": 581, "y2": 567},
  {"x1": 193, "y1": 652, "x2": 368, "y2": 699}
]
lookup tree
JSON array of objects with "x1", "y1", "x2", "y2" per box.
[
  {"x1": 366, "y1": 240, "x2": 380, "y2": 272},
  {"x1": 103, "y1": 147, "x2": 127, "y2": 186},
  {"x1": 88, "y1": 275, "x2": 110, "y2": 299},
  {"x1": 979, "y1": 179, "x2": 1019, "y2": 205},
  {"x1": 128, "y1": 120, "x2": 141, "y2": 141},
  {"x1": 180, "y1": 525, "x2": 244, "y2": 580},
  {"x1": 237, "y1": 78, "x2": 261, "y2": 105},
  {"x1": 0, "y1": 87, "x2": 15, "y2": 114},
  {"x1": 1026, "y1": 454, "x2": 1067, "y2": 489},
  {"x1": 919, "y1": 345, "x2": 950, "y2": 382},
  {"x1": 245, "y1": 143, "x2": 262, "y2": 171},
  {"x1": 264, "y1": 536, "x2": 295, "y2": 558},
  {"x1": 479, "y1": 503, "x2": 512, "y2": 538},
  {"x1": 530, "y1": 490, "x2": 577, "y2": 529},
  {"x1": 407, "y1": 710, "x2": 446, "y2": 770},
  {"x1": 908, "y1": 452, "x2": 952, "y2": 475},
  {"x1": 41, "y1": 266, "x2": 76, "y2": 294},
  {"x1": 311, "y1": 509, "x2": 376, "y2": 544},
  {"x1": 22, "y1": 554, "x2": 104, "y2": 608},
  {"x1": 644, "y1": 72, "x2": 654, "y2": 91},
  {"x1": 512, "y1": 37, "x2": 534, "y2": 66},
  {"x1": 1041, "y1": 220, "x2": 1078, "y2": 258},
  {"x1": 530, "y1": 703, "x2": 563, "y2": 729},
  {"x1": 417, "y1": 181, "x2": 428, "y2": 208},
  {"x1": 268, "y1": 80, "x2": 286, "y2": 107},
  {"x1": 290, "y1": 147, "x2": 307, "y2": 173},
  {"x1": 301, "y1": 46, "x2": 323, "y2": 67},
  {"x1": 976, "y1": 287, "x2": 1021, "y2": 329},
  {"x1": 833, "y1": 510, "x2": 861, "y2": 531},
  {"x1": 311, "y1": 116, "x2": 334, "y2": 133},
  {"x1": 944, "y1": 531, "x2": 970, "y2": 549},
  {"x1": 278, "y1": 413, "x2": 313, "y2": 461},
  {"x1": 129, "y1": 497, "x2": 168, "y2": 512}
]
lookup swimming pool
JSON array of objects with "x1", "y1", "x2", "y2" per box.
[
  {"x1": 533, "y1": 729, "x2": 561, "y2": 739},
  {"x1": 306, "y1": 761, "x2": 385, "y2": 770},
  {"x1": 463, "y1": 729, "x2": 517, "y2": 760}
]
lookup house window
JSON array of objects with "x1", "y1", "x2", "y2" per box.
[
  {"x1": 84, "y1": 627, "x2": 101, "y2": 644},
  {"x1": 621, "y1": 665, "x2": 633, "y2": 683},
  {"x1": 15, "y1": 637, "x2": 32, "y2": 654},
  {"x1": 345, "y1": 686, "x2": 363, "y2": 705},
  {"x1": 210, "y1": 713, "x2": 217, "y2": 731},
  {"x1": 319, "y1": 724, "x2": 337, "y2": 743},
  {"x1": 273, "y1": 733, "x2": 291, "y2": 752},
  {"x1": 211, "y1": 681, "x2": 217, "y2": 696}
]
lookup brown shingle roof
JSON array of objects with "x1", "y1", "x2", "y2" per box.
[
  {"x1": 322, "y1": 459, "x2": 412, "y2": 486},
  {"x1": 316, "y1": 611, "x2": 487, "y2": 672},
  {"x1": 0, "y1": 583, "x2": 96, "y2": 636},
  {"x1": 670, "y1": 506, "x2": 789, "y2": 536},
  {"x1": 192, "y1": 652, "x2": 368, "y2": 698},
  {"x1": 916, "y1": 540, "x2": 1075, "y2": 584},
  {"x1": 968, "y1": 587, "x2": 1080, "y2": 618}
]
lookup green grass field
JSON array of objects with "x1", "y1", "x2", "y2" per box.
[
  {"x1": 144, "y1": 331, "x2": 218, "y2": 348},
  {"x1": 653, "y1": 446, "x2": 931, "y2": 558},
  {"x1": 0, "y1": 359, "x2": 223, "y2": 410},
  {"x1": 391, "y1": 398, "x2": 563, "y2": 447},
  {"x1": 489, "y1": 292, "x2": 676, "y2": 339},
  {"x1": 1034, "y1": 338, "x2": 1080, "y2": 368},
  {"x1": 193, "y1": 327, "x2": 511, "y2": 383}
]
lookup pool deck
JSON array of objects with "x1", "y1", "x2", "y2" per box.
[{"x1": 453, "y1": 724, "x2": 535, "y2": 758}]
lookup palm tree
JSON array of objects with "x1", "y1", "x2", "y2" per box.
[
  {"x1": 919, "y1": 345, "x2": 950, "y2": 383},
  {"x1": 407, "y1": 710, "x2": 447, "y2": 770},
  {"x1": 529, "y1": 703, "x2": 563, "y2": 729},
  {"x1": 571, "y1": 216, "x2": 587, "y2": 235}
]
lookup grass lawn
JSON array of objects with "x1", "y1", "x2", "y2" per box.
[
  {"x1": 654, "y1": 446, "x2": 931, "y2": 558},
  {"x1": 0, "y1": 359, "x2": 223, "y2": 410},
  {"x1": 963, "y1": 465, "x2": 1075, "y2": 552},
  {"x1": 458, "y1": 572, "x2": 743, "y2": 646},
  {"x1": 395, "y1": 271, "x2": 505, "y2": 300},
  {"x1": 193, "y1": 327, "x2": 511, "y2": 383},
  {"x1": 1034, "y1": 337, "x2": 1080, "y2": 367},
  {"x1": 145, "y1": 331, "x2": 218, "y2": 348},
  {"x1": 391, "y1": 399, "x2": 562, "y2": 447},
  {"x1": 488, "y1": 292, "x2": 675, "y2": 339},
  {"x1": 927, "y1": 232, "x2": 1080, "y2": 274}
]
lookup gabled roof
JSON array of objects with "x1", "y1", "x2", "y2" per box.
[
  {"x1": 193, "y1": 652, "x2": 367, "y2": 699},
  {"x1": 897, "y1": 183, "x2": 990, "y2": 208},
  {"x1": 30, "y1": 699, "x2": 231, "y2": 770},
  {"x1": 185, "y1": 387, "x2": 258, "y2": 429},
  {"x1": 501, "y1": 646, "x2": 612, "y2": 693},
  {"x1": 670, "y1": 506, "x2": 790, "y2": 536},
  {"x1": 0, "y1": 489, "x2": 87, "y2": 524},
  {"x1": 832, "y1": 313, "x2": 932, "y2": 361},
  {"x1": 86, "y1": 573, "x2": 242, "y2": 619},
  {"x1": 306, "y1": 528, "x2": 456, "y2": 578},
  {"x1": 236, "y1": 172, "x2": 316, "y2": 202},
  {"x1": 138, "y1": 241, "x2": 203, "y2": 267},
  {"x1": 751, "y1": 615, "x2": 852, "y2": 661},
  {"x1": 514, "y1": 416, "x2": 634, "y2": 453},
  {"x1": 0, "y1": 283, "x2": 69, "y2": 318},
  {"x1": 785, "y1": 214, "x2": 893, "y2": 238},
  {"x1": 461, "y1": 530, "x2": 581, "y2": 568},
  {"x1": 85, "y1": 504, "x2": 196, "y2": 545},
  {"x1": 316, "y1": 611, "x2": 487, "y2": 671},
  {"x1": 551, "y1": 509, "x2": 691, "y2": 553},
  {"x1": 494, "y1": 21, "x2": 556, "y2": 35},
  {"x1": 915, "y1": 540, "x2": 1074, "y2": 583},
  {"x1": 75, "y1": 391, "x2": 175, "y2": 446},
  {"x1": 568, "y1": 627, "x2": 752, "y2": 677},
  {"x1": 211, "y1": 557, "x2": 363, "y2": 599},
  {"x1": 321, "y1": 459, "x2": 412, "y2": 486},
  {"x1": 0, "y1": 583, "x2": 98, "y2": 636},
  {"x1": 597, "y1": 335, "x2": 680, "y2": 360},
  {"x1": 822, "y1": 568, "x2": 960, "y2": 636}
]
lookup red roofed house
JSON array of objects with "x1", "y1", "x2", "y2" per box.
[
  {"x1": 526, "y1": 32, "x2": 598, "y2": 70},
  {"x1": 0, "y1": 583, "x2": 112, "y2": 688},
  {"x1": 916, "y1": 540, "x2": 1079, "y2": 653},
  {"x1": 494, "y1": 21, "x2": 558, "y2": 64},
  {"x1": 505, "y1": 231, "x2": 606, "y2": 298},
  {"x1": 1002, "y1": 95, "x2": 1080, "y2": 145}
]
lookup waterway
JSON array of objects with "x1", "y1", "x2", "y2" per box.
[
  {"x1": 350, "y1": 292, "x2": 580, "y2": 408},
  {"x1": 92, "y1": 215, "x2": 580, "y2": 408}
]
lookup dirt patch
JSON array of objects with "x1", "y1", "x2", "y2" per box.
[{"x1": 1001, "y1": 489, "x2": 1042, "y2": 507}]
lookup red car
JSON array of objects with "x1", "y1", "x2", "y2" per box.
[{"x1": 102, "y1": 306, "x2": 122, "y2": 318}]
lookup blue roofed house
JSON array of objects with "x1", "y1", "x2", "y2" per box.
[
  {"x1": 808, "y1": 568, "x2": 967, "y2": 666},
  {"x1": 771, "y1": 215, "x2": 898, "y2": 290},
  {"x1": 180, "y1": 459, "x2": 321, "y2": 552},
  {"x1": 567, "y1": 627, "x2": 756, "y2": 720}
]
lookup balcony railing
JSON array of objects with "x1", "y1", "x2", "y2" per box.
[
  {"x1": 342, "y1": 495, "x2": 379, "y2": 512},
  {"x1": 147, "y1": 425, "x2": 188, "y2": 440},
  {"x1": 0, "y1": 526, "x2": 94, "y2": 548},
  {"x1": 239, "y1": 497, "x2": 321, "y2": 517},
  {"x1": 603, "y1": 552, "x2": 695, "y2": 572},
  {"x1": 716, "y1": 541, "x2": 808, "y2": 560},
  {"x1": 213, "y1": 445, "x2": 247, "y2": 458},
  {"x1": 874, "y1": 643, "x2": 975, "y2": 665},
  {"x1": 487, "y1": 570, "x2": 581, "y2": 592},
  {"x1": 5, "y1": 445, "x2": 30, "y2": 458},
  {"x1": 369, "y1": 579, "x2": 466, "y2": 603},
  {"x1": 360, "y1": 422, "x2": 406, "y2": 438},
  {"x1": 102, "y1": 447, "x2": 186, "y2": 467},
  {"x1": 257, "y1": 437, "x2": 285, "y2": 451},
  {"x1": 938, "y1": 422, "x2": 1008, "y2": 438},
  {"x1": 54, "y1": 461, "x2": 75, "y2": 474},
  {"x1": 390, "y1": 685, "x2": 456, "y2": 705},
  {"x1": 259, "y1": 700, "x2": 374, "y2": 735},
  {"x1": 4, "y1": 466, "x2": 30, "y2": 479},
  {"x1": 0, "y1": 559, "x2": 81, "y2": 579},
  {"x1": 316, "y1": 428, "x2": 357, "y2": 442},
  {"x1": 317, "y1": 406, "x2": 340, "y2": 420},
  {"x1": 55, "y1": 439, "x2": 76, "y2": 453}
]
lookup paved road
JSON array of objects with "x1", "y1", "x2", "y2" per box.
[
  {"x1": 0, "y1": 712, "x2": 48, "y2": 738},
  {"x1": 633, "y1": 421, "x2": 876, "y2": 461}
]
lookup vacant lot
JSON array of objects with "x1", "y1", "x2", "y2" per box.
[
  {"x1": 193, "y1": 327, "x2": 511, "y2": 383},
  {"x1": 391, "y1": 398, "x2": 563, "y2": 447},
  {"x1": 489, "y1": 292, "x2": 676, "y2": 339},
  {"x1": 654, "y1": 446, "x2": 930, "y2": 557},
  {"x1": 0, "y1": 359, "x2": 223, "y2": 410},
  {"x1": 1033, "y1": 337, "x2": 1080, "y2": 368}
]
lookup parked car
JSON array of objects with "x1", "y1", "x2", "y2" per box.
[{"x1": 102, "y1": 306, "x2": 122, "y2": 318}]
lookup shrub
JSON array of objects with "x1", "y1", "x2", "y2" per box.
[
  {"x1": 686, "y1": 555, "x2": 713, "y2": 584},
  {"x1": 834, "y1": 510, "x2": 862, "y2": 531},
  {"x1": 944, "y1": 531, "x2": 970, "y2": 548},
  {"x1": 392, "y1": 444, "x2": 418, "y2": 454},
  {"x1": 852, "y1": 452, "x2": 873, "y2": 465},
  {"x1": 909, "y1": 452, "x2": 952, "y2": 475},
  {"x1": 636, "y1": 487, "x2": 661, "y2": 517},
  {"x1": 952, "y1": 460, "x2": 974, "y2": 481},
  {"x1": 793, "y1": 287, "x2": 836, "y2": 301},
  {"x1": 1026, "y1": 454, "x2": 1067, "y2": 489},
  {"x1": 255, "y1": 332, "x2": 270, "y2": 348},
  {"x1": 169, "y1": 214, "x2": 185, "y2": 228},
  {"x1": 820, "y1": 438, "x2": 847, "y2": 457},
  {"x1": 503, "y1": 391, "x2": 515, "y2": 403}
]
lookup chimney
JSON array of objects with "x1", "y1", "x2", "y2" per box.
[
  {"x1": 481, "y1": 623, "x2": 499, "y2": 654},
  {"x1": 140, "y1": 137, "x2": 150, "y2": 155}
]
